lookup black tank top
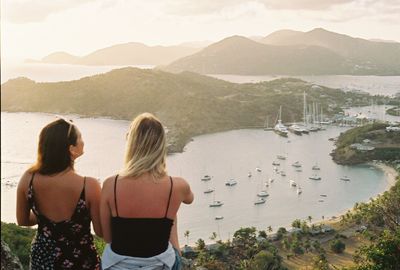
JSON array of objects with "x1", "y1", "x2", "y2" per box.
[{"x1": 111, "y1": 175, "x2": 174, "y2": 257}]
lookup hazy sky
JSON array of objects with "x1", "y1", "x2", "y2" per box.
[{"x1": 2, "y1": 0, "x2": 400, "y2": 60}]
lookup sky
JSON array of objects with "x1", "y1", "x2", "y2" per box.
[{"x1": 1, "y1": 0, "x2": 400, "y2": 61}]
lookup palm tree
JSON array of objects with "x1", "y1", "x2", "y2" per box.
[
  {"x1": 184, "y1": 230, "x2": 190, "y2": 246},
  {"x1": 267, "y1": 226, "x2": 273, "y2": 233},
  {"x1": 308, "y1": 216, "x2": 312, "y2": 224},
  {"x1": 210, "y1": 232, "x2": 217, "y2": 242}
]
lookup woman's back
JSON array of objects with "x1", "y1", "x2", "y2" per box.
[{"x1": 25, "y1": 171, "x2": 100, "y2": 269}]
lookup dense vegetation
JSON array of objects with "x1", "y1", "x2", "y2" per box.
[
  {"x1": 1, "y1": 68, "x2": 390, "y2": 153},
  {"x1": 341, "y1": 173, "x2": 400, "y2": 270},
  {"x1": 331, "y1": 123, "x2": 400, "y2": 164},
  {"x1": 386, "y1": 106, "x2": 400, "y2": 116}
]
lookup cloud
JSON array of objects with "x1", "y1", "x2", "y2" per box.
[{"x1": 3, "y1": 0, "x2": 104, "y2": 23}]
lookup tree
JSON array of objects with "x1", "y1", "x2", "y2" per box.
[
  {"x1": 312, "y1": 252, "x2": 329, "y2": 270},
  {"x1": 196, "y1": 238, "x2": 206, "y2": 251},
  {"x1": 330, "y1": 239, "x2": 346, "y2": 253},
  {"x1": 308, "y1": 216, "x2": 313, "y2": 224},
  {"x1": 258, "y1": 230, "x2": 267, "y2": 239},
  {"x1": 250, "y1": 250, "x2": 284, "y2": 270},
  {"x1": 184, "y1": 230, "x2": 190, "y2": 245},
  {"x1": 210, "y1": 232, "x2": 217, "y2": 242},
  {"x1": 268, "y1": 226, "x2": 273, "y2": 233},
  {"x1": 292, "y1": 219, "x2": 302, "y2": 228}
]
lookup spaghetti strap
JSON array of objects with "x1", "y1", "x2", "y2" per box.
[
  {"x1": 114, "y1": 175, "x2": 119, "y2": 217},
  {"x1": 29, "y1": 173, "x2": 35, "y2": 188},
  {"x1": 164, "y1": 176, "x2": 173, "y2": 217},
  {"x1": 81, "y1": 177, "x2": 86, "y2": 198}
]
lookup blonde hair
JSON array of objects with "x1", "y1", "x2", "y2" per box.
[{"x1": 121, "y1": 113, "x2": 167, "y2": 179}]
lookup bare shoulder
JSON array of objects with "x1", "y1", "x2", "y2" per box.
[
  {"x1": 85, "y1": 176, "x2": 101, "y2": 189},
  {"x1": 17, "y1": 170, "x2": 34, "y2": 191},
  {"x1": 171, "y1": 176, "x2": 190, "y2": 188},
  {"x1": 102, "y1": 175, "x2": 119, "y2": 191}
]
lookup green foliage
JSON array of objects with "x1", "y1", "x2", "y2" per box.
[
  {"x1": 1, "y1": 222, "x2": 36, "y2": 270},
  {"x1": 291, "y1": 219, "x2": 302, "y2": 228},
  {"x1": 250, "y1": 250, "x2": 285, "y2": 270},
  {"x1": 312, "y1": 252, "x2": 329, "y2": 270},
  {"x1": 195, "y1": 238, "x2": 206, "y2": 251},
  {"x1": 352, "y1": 229, "x2": 400, "y2": 270},
  {"x1": 330, "y1": 239, "x2": 346, "y2": 253},
  {"x1": 276, "y1": 227, "x2": 287, "y2": 240},
  {"x1": 94, "y1": 236, "x2": 106, "y2": 255}
]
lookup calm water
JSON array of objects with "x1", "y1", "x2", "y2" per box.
[
  {"x1": 1, "y1": 112, "x2": 394, "y2": 243},
  {"x1": 210, "y1": 74, "x2": 400, "y2": 97}
]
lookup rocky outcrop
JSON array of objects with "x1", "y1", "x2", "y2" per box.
[{"x1": 1, "y1": 239, "x2": 23, "y2": 270}]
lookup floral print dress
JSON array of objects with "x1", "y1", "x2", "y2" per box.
[{"x1": 28, "y1": 175, "x2": 100, "y2": 269}]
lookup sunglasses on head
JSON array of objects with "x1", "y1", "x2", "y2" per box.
[{"x1": 55, "y1": 116, "x2": 74, "y2": 138}]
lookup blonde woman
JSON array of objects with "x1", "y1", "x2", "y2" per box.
[{"x1": 100, "y1": 113, "x2": 194, "y2": 269}]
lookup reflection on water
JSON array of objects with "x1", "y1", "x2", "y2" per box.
[{"x1": 1, "y1": 112, "x2": 391, "y2": 243}]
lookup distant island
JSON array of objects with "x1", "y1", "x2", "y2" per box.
[
  {"x1": 162, "y1": 28, "x2": 400, "y2": 76},
  {"x1": 331, "y1": 123, "x2": 400, "y2": 164},
  {"x1": 27, "y1": 42, "x2": 199, "y2": 66},
  {"x1": 1, "y1": 67, "x2": 397, "y2": 153}
]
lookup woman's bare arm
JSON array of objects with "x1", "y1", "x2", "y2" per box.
[
  {"x1": 100, "y1": 177, "x2": 113, "y2": 243},
  {"x1": 86, "y1": 177, "x2": 102, "y2": 237},
  {"x1": 16, "y1": 172, "x2": 37, "y2": 226}
]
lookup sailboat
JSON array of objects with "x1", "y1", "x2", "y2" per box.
[
  {"x1": 312, "y1": 164, "x2": 320, "y2": 170},
  {"x1": 254, "y1": 198, "x2": 266, "y2": 205},
  {"x1": 290, "y1": 180, "x2": 297, "y2": 187},
  {"x1": 201, "y1": 175, "x2": 212, "y2": 181},
  {"x1": 297, "y1": 186, "x2": 302, "y2": 195},
  {"x1": 292, "y1": 161, "x2": 302, "y2": 168},
  {"x1": 274, "y1": 106, "x2": 288, "y2": 137},
  {"x1": 225, "y1": 178, "x2": 237, "y2": 186},
  {"x1": 340, "y1": 176, "x2": 351, "y2": 181},
  {"x1": 277, "y1": 155, "x2": 286, "y2": 160},
  {"x1": 209, "y1": 191, "x2": 223, "y2": 207},
  {"x1": 288, "y1": 124, "x2": 303, "y2": 135},
  {"x1": 309, "y1": 174, "x2": 322, "y2": 180}
]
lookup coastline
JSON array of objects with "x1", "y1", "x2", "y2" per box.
[{"x1": 322, "y1": 162, "x2": 398, "y2": 226}]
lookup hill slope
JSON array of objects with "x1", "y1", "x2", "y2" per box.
[
  {"x1": 37, "y1": 43, "x2": 199, "y2": 66},
  {"x1": 163, "y1": 29, "x2": 400, "y2": 75},
  {"x1": 1, "y1": 68, "x2": 377, "y2": 152}
]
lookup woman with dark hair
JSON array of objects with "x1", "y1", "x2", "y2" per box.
[
  {"x1": 16, "y1": 118, "x2": 102, "y2": 269},
  {"x1": 100, "y1": 113, "x2": 194, "y2": 270}
]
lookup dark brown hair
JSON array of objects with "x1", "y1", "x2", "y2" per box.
[{"x1": 29, "y1": 119, "x2": 78, "y2": 175}]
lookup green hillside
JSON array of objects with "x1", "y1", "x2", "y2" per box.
[{"x1": 0, "y1": 68, "x2": 384, "y2": 152}]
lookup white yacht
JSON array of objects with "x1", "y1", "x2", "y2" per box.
[
  {"x1": 201, "y1": 175, "x2": 211, "y2": 181},
  {"x1": 292, "y1": 161, "x2": 302, "y2": 168},
  {"x1": 203, "y1": 188, "x2": 214, "y2": 194},
  {"x1": 297, "y1": 187, "x2": 302, "y2": 195},
  {"x1": 340, "y1": 176, "x2": 351, "y2": 181},
  {"x1": 295, "y1": 168, "x2": 302, "y2": 172},
  {"x1": 277, "y1": 155, "x2": 286, "y2": 160},
  {"x1": 256, "y1": 167, "x2": 262, "y2": 172},
  {"x1": 272, "y1": 161, "x2": 280, "y2": 166},
  {"x1": 312, "y1": 164, "x2": 320, "y2": 170},
  {"x1": 257, "y1": 190, "x2": 269, "y2": 197},
  {"x1": 274, "y1": 106, "x2": 289, "y2": 137},
  {"x1": 288, "y1": 124, "x2": 303, "y2": 135},
  {"x1": 269, "y1": 178, "x2": 274, "y2": 183},
  {"x1": 248, "y1": 172, "x2": 252, "y2": 178},
  {"x1": 290, "y1": 180, "x2": 297, "y2": 187},
  {"x1": 225, "y1": 179, "x2": 237, "y2": 186},
  {"x1": 254, "y1": 198, "x2": 266, "y2": 205},
  {"x1": 309, "y1": 174, "x2": 322, "y2": 180},
  {"x1": 280, "y1": 171, "x2": 286, "y2": 176},
  {"x1": 215, "y1": 216, "x2": 224, "y2": 220},
  {"x1": 209, "y1": 201, "x2": 223, "y2": 207}
]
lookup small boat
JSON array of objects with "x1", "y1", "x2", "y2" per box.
[
  {"x1": 290, "y1": 180, "x2": 297, "y2": 187},
  {"x1": 254, "y1": 198, "x2": 266, "y2": 205},
  {"x1": 288, "y1": 124, "x2": 303, "y2": 135},
  {"x1": 209, "y1": 201, "x2": 223, "y2": 207},
  {"x1": 264, "y1": 182, "x2": 269, "y2": 187},
  {"x1": 215, "y1": 216, "x2": 224, "y2": 220},
  {"x1": 225, "y1": 179, "x2": 237, "y2": 186},
  {"x1": 318, "y1": 199, "x2": 324, "y2": 202},
  {"x1": 297, "y1": 187, "x2": 302, "y2": 195},
  {"x1": 248, "y1": 172, "x2": 252, "y2": 178},
  {"x1": 203, "y1": 188, "x2": 214, "y2": 194},
  {"x1": 320, "y1": 194, "x2": 327, "y2": 197},
  {"x1": 292, "y1": 161, "x2": 302, "y2": 168},
  {"x1": 280, "y1": 171, "x2": 286, "y2": 176},
  {"x1": 273, "y1": 166, "x2": 278, "y2": 172},
  {"x1": 272, "y1": 161, "x2": 280, "y2": 166},
  {"x1": 309, "y1": 174, "x2": 322, "y2": 180},
  {"x1": 277, "y1": 155, "x2": 286, "y2": 160},
  {"x1": 201, "y1": 175, "x2": 212, "y2": 181},
  {"x1": 295, "y1": 168, "x2": 302, "y2": 172},
  {"x1": 256, "y1": 167, "x2": 262, "y2": 172},
  {"x1": 340, "y1": 176, "x2": 351, "y2": 181},
  {"x1": 257, "y1": 190, "x2": 269, "y2": 197},
  {"x1": 312, "y1": 164, "x2": 320, "y2": 170},
  {"x1": 269, "y1": 178, "x2": 274, "y2": 183}
]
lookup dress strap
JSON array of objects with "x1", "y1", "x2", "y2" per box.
[
  {"x1": 29, "y1": 173, "x2": 35, "y2": 188},
  {"x1": 164, "y1": 176, "x2": 173, "y2": 218},
  {"x1": 81, "y1": 176, "x2": 87, "y2": 198},
  {"x1": 114, "y1": 175, "x2": 119, "y2": 217}
]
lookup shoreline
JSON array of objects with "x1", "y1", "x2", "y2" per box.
[{"x1": 320, "y1": 162, "x2": 398, "y2": 226}]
